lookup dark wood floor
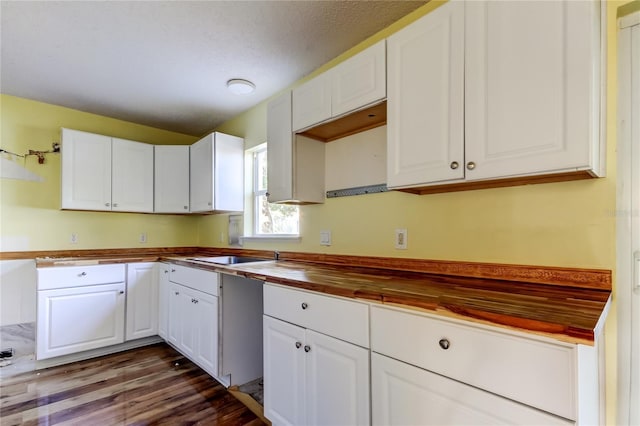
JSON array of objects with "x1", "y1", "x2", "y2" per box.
[{"x1": 0, "y1": 343, "x2": 265, "y2": 425}]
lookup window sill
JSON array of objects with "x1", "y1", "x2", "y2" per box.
[{"x1": 240, "y1": 235, "x2": 301, "y2": 244}]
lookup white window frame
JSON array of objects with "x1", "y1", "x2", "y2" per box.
[{"x1": 242, "y1": 143, "x2": 300, "y2": 242}]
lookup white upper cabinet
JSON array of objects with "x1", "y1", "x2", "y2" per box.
[
  {"x1": 464, "y1": 0, "x2": 602, "y2": 181},
  {"x1": 61, "y1": 128, "x2": 112, "y2": 211},
  {"x1": 111, "y1": 138, "x2": 153, "y2": 212},
  {"x1": 267, "y1": 91, "x2": 325, "y2": 204},
  {"x1": 61, "y1": 128, "x2": 153, "y2": 212},
  {"x1": 387, "y1": 0, "x2": 603, "y2": 191},
  {"x1": 154, "y1": 145, "x2": 190, "y2": 213},
  {"x1": 387, "y1": 1, "x2": 465, "y2": 187},
  {"x1": 331, "y1": 40, "x2": 386, "y2": 118},
  {"x1": 292, "y1": 40, "x2": 386, "y2": 132},
  {"x1": 293, "y1": 73, "x2": 332, "y2": 132},
  {"x1": 189, "y1": 132, "x2": 244, "y2": 213}
]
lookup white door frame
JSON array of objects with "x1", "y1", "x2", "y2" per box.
[{"x1": 617, "y1": 10, "x2": 640, "y2": 426}]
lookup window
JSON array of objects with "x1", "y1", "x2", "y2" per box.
[{"x1": 252, "y1": 144, "x2": 299, "y2": 236}]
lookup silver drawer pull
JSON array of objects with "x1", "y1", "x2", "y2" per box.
[
  {"x1": 295, "y1": 341, "x2": 302, "y2": 349},
  {"x1": 438, "y1": 338, "x2": 450, "y2": 350},
  {"x1": 304, "y1": 345, "x2": 311, "y2": 353},
  {"x1": 174, "y1": 291, "x2": 179, "y2": 295},
  {"x1": 78, "y1": 272, "x2": 87, "y2": 277},
  {"x1": 301, "y1": 302, "x2": 308, "y2": 310},
  {"x1": 119, "y1": 291, "x2": 125, "y2": 295}
]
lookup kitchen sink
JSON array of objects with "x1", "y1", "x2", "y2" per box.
[{"x1": 187, "y1": 256, "x2": 268, "y2": 265}]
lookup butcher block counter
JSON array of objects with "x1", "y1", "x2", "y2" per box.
[
  {"x1": 167, "y1": 256, "x2": 610, "y2": 346},
  {"x1": 32, "y1": 249, "x2": 611, "y2": 346}
]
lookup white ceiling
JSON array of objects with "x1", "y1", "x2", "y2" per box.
[{"x1": 1, "y1": 1, "x2": 427, "y2": 136}]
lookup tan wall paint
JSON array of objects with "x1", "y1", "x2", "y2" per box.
[{"x1": 0, "y1": 94, "x2": 200, "y2": 251}]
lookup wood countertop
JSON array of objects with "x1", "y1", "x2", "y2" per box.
[
  {"x1": 167, "y1": 257, "x2": 610, "y2": 346},
  {"x1": 32, "y1": 249, "x2": 611, "y2": 346}
]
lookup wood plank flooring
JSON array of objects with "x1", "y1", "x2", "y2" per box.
[{"x1": 0, "y1": 343, "x2": 265, "y2": 425}]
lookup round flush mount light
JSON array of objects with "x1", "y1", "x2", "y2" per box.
[{"x1": 226, "y1": 79, "x2": 255, "y2": 95}]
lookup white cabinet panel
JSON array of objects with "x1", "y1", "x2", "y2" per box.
[
  {"x1": 37, "y1": 283, "x2": 126, "y2": 360},
  {"x1": 387, "y1": 1, "x2": 465, "y2": 188},
  {"x1": 371, "y1": 353, "x2": 571, "y2": 426},
  {"x1": 111, "y1": 138, "x2": 153, "y2": 212},
  {"x1": 464, "y1": 0, "x2": 601, "y2": 180},
  {"x1": 292, "y1": 73, "x2": 332, "y2": 132},
  {"x1": 154, "y1": 145, "x2": 190, "y2": 213},
  {"x1": 305, "y1": 329, "x2": 370, "y2": 426},
  {"x1": 263, "y1": 315, "x2": 306, "y2": 426},
  {"x1": 61, "y1": 128, "x2": 112, "y2": 210},
  {"x1": 125, "y1": 262, "x2": 158, "y2": 341},
  {"x1": 332, "y1": 40, "x2": 386, "y2": 117}
]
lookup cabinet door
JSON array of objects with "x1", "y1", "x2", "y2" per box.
[
  {"x1": 125, "y1": 262, "x2": 158, "y2": 341},
  {"x1": 267, "y1": 92, "x2": 294, "y2": 203},
  {"x1": 111, "y1": 138, "x2": 154, "y2": 212},
  {"x1": 177, "y1": 286, "x2": 198, "y2": 359},
  {"x1": 332, "y1": 40, "x2": 386, "y2": 117},
  {"x1": 36, "y1": 283, "x2": 126, "y2": 360},
  {"x1": 263, "y1": 315, "x2": 306, "y2": 426},
  {"x1": 154, "y1": 145, "x2": 190, "y2": 213},
  {"x1": 157, "y1": 264, "x2": 170, "y2": 340},
  {"x1": 190, "y1": 134, "x2": 214, "y2": 212},
  {"x1": 292, "y1": 73, "x2": 332, "y2": 131},
  {"x1": 60, "y1": 128, "x2": 112, "y2": 210},
  {"x1": 386, "y1": 2, "x2": 465, "y2": 188},
  {"x1": 193, "y1": 290, "x2": 219, "y2": 377},
  {"x1": 167, "y1": 283, "x2": 188, "y2": 351},
  {"x1": 465, "y1": 0, "x2": 600, "y2": 180},
  {"x1": 305, "y1": 330, "x2": 370, "y2": 426},
  {"x1": 372, "y1": 353, "x2": 571, "y2": 426}
]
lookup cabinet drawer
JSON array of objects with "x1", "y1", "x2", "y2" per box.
[
  {"x1": 264, "y1": 283, "x2": 369, "y2": 348},
  {"x1": 370, "y1": 306, "x2": 576, "y2": 420},
  {"x1": 37, "y1": 264, "x2": 125, "y2": 290},
  {"x1": 169, "y1": 264, "x2": 219, "y2": 296}
]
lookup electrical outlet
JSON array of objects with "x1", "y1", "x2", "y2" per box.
[
  {"x1": 70, "y1": 233, "x2": 78, "y2": 244},
  {"x1": 395, "y1": 229, "x2": 407, "y2": 249},
  {"x1": 139, "y1": 232, "x2": 147, "y2": 243},
  {"x1": 320, "y1": 230, "x2": 332, "y2": 246}
]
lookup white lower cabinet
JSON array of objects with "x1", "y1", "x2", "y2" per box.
[
  {"x1": 263, "y1": 283, "x2": 370, "y2": 426},
  {"x1": 371, "y1": 305, "x2": 602, "y2": 425},
  {"x1": 371, "y1": 352, "x2": 570, "y2": 426},
  {"x1": 36, "y1": 264, "x2": 127, "y2": 360},
  {"x1": 125, "y1": 262, "x2": 158, "y2": 341},
  {"x1": 168, "y1": 281, "x2": 219, "y2": 376}
]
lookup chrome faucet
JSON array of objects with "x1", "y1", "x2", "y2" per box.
[{"x1": 274, "y1": 251, "x2": 280, "y2": 261}]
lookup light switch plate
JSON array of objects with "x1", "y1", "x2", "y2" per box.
[{"x1": 320, "y1": 230, "x2": 332, "y2": 246}]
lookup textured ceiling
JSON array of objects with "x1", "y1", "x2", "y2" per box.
[{"x1": 1, "y1": 1, "x2": 427, "y2": 136}]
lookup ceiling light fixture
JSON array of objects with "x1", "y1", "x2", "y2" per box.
[{"x1": 226, "y1": 79, "x2": 255, "y2": 95}]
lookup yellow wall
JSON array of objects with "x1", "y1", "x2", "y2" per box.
[{"x1": 0, "y1": 94, "x2": 200, "y2": 251}]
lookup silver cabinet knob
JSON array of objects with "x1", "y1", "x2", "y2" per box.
[
  {"x1": 295, "y1": 342, "x2": 302, "y2": 349},
  {"x1": 105, "y1": 203, "x2": 110, "y2": 207},
  {"x1": 171, "y1": 269, "x2": 176, "y2": 272},
  {"x1": 119, "y1": 290, "x2": 125, "y2": 295},
  {"x1": 301, "y1": 302, "x2": 308, "y2": 310},
  {"x1": 265, "y1": 192, "x2": 270, "y2": 197},
  {"x1": 183, "y1": 206, "x2": 188, "y2": 210},
  {"x1": 304, "y1": 345, "x2": 311, "y2": 353},
  {"x1": 450, "y1": 161, "x2": 459, "y2": 170},
  {"x1": 439, "y1": 338, "x2": 450, "y2": 350},
  {"x1": 174, "y1": 291, "x2": 179, "y2": 295},
  {"x1": 113, "y1": 203, "x2": 119, "y2": 207},
  {"x1": 164, "y1": 270, "x2": 168, "y2": 274},
  {"x1": 207, "y1": 202, "x2": 212, "y2": 206},
  {"x1": 466, "y1": 162, "x2": 476, "y2": 170},
  {"x1": 78, "y1": 272, "x2": 87, "y2": 277}
]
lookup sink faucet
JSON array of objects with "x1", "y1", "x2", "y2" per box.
[{"x1": 274, "y1": 251, "x2": 280, "y2": 261}]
